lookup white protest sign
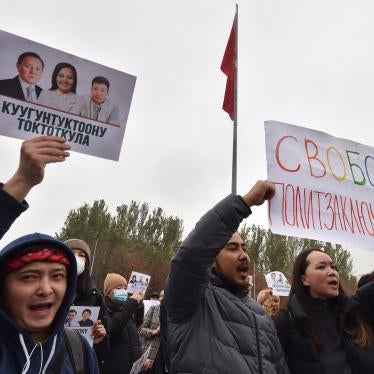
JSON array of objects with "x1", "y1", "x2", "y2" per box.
[
  {"x1": 128, "y1": 271, "x2": 151, "y2": 295},
  {"x1": 265, "y1": 271, "x2": 291, "y2": 296},
  {"x1": 0, "y1": 30, "x2": 136, "y2": 161},
  {"x1": 130, "y1": 345, "x2": 152, "y2": 374},
  {"x1": 143, "y1": 299, "x2": 160, "y2": 316},
  {"x1": 64, "y1": 306, "x2": 100, "y2": 347},
  {"x1": 265, "y1": 121, "x2": 374, "y2": 251}
]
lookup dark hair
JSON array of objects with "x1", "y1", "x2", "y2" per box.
[
  {"x1": 17, "y1": 52, "x2": 44, "y2": 69},
  {"x1": 82, "y1": 308, "x2": 91, "y2": 316},
  {"x1": 51, "y1": 62, "x2": 77, "y2": 93},
  {"x1": 69, "y1": 309, "x2": 77, "y2": 315},
  {"x1": 357, "y1": 272, "x2": 374, "y2": 289},
  {"x1": 289, "y1": 248, "x2": 373, "y2": 348},
  {"x1": 92, "y1": 76, "x2": 110, "y2": 89}
]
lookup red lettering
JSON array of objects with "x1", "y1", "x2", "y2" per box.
[
  {"x1": 315, "y1": 191, "x2": 324, "y2": 230},
  {"x1": 324, "y1": 193, "x2": 335, "y2": 231},
  {"x1": 276, "y1": 136, "x2": 300, "y2": 172},
  {"x1": 350, "y1": 198, "x2": 363, "y2": 234},
  {"x1": 304, "y1": 139, "x2": 327, "y2": 178},
  {"x1": 303, "y1": 188, "x2": 315, "y2": 230},
  {"x1": 285, "y1": 184, "x2": 296, "y2": 226},
  {"x1": 333, "y1": 194, "x2": 344, "y2": 232},
  {"x1": 360, "y1": 202, "x2": 374, "y2": 236}
]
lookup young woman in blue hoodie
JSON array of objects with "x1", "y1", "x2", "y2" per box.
[{"x1": 0, "y1": 233, "x2": 99, "y2": 373}]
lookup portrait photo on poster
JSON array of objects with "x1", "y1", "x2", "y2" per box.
[
  {"x1": 0, "y1": 30, "x2": 136, "y2": 161},
  {"x1": 128, "y1": 270, "x2": 151, "y2": 295},
  {"x1": 64, "y1": 305, "x2": 100, "y2": 347}
]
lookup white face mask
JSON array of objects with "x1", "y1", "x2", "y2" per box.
[{"x1": 75, "y1": 256, "x2": 86, "y2": 276}]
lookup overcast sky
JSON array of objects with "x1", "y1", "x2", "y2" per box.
[{"x1": 0, "y1": 0, "x2": 373, "y2": 276}]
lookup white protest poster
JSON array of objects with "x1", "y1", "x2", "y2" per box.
[
  {"x1": 64, "y1": 306, "x2": 100, "y2": 347},
  {"x1": 265, "y1": 121, "x2": 374, "y2": 251},
  {"x1": 130, "y1": 345, "x2": 151, "y2": 374},
  {"x1": 248, "y1": 275, "x2": 253, "y2": 287},
  {"x1": 143, "y1": 299, "x2": 160, "y2": 316},
  {"x1": 128, "y1": 271, "x2": 151, "y2": 295},
  {"x1": 265, "y1": 271, "x2": 291, "y2": 296},
  {"x1": 0, "y1": 30, "x2": 136, "y2": 161}
]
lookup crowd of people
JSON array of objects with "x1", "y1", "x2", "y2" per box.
[{"x1": 0, "y1": 135, "x2": 373, "y2": 373}]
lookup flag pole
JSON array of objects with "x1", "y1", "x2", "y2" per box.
[
  {"x1": 90, "y1": 238, "x2": 99, "y2": 276},
  {"x1": 231, "y1": 4, "x2": 238, "y2": 194}
]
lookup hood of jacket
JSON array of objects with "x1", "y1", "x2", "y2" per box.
[{"x1": 0, "y1": 232, "x2": 77, "y2": 373}]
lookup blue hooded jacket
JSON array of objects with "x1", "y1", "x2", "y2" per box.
[{"x1": 0, "y1": 233, "x2": 100, "y2": 373}]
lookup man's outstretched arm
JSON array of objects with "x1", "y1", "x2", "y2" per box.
[{"x1": 166, "y1": 180, "x2": 275, "y2": 322}]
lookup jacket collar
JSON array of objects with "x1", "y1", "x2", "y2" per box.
[
  {"x1": 210, "y1": 269, "x2": 249, "y2": 298},
  {"x1": 289, "y1": 292, "x2": 359, "y2": 322}
]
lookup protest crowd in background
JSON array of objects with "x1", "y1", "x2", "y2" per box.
[{"x1": 0, "y1": 136, "x2": 373, "y2": 374}]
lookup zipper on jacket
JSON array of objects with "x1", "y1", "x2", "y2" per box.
[{"x1": 252, "y1": 314, "x2": 263, "y2": 374}]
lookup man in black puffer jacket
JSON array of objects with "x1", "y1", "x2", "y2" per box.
[{"x1": 165, "y1": 180, "x2": 289, "y2": 374}]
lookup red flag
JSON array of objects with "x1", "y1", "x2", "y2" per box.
[{"x1": 221, "y1": 20, "x2": 236, "y2": 120}]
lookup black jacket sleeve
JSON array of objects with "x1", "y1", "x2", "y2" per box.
[
  {"x1": 353, "y1": 281, "x2": 374, "y2": 326},
  {"x1": 165, "y1": 194, "x2": 251, "y2": 323},
  {"x1": 0, "y1": 184, "x2": 28, "y2": 240},
  {"x1": 108, "y1": 299, "x2": 139, "y2": 338}
]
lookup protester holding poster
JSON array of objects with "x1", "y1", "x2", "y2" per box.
[
  {"x1": 63, "y1": 239, "x2": 108, "y2": 358},
  {"x1": 274, "y1": 248, "x2": 374, "y2": 374},
  {"x1": 101, "y1": 272, "x2": 144, "y2": 374},
  {"x1": 0, "y1": 233, "x2": 99, "y2": 373},
  {"x1": 165, "y1": 180, "x2": 288, "y2": 374},
  {"x1": 37, "y1": 62, "x2": 88, "y2": 116}
]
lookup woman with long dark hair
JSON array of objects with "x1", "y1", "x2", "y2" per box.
[
  {"x1": 38, "y1": 62, "x2": 87, "y2": 115},
  {"x1": 274, "y1": 248, "x2": 374, "y2": 374}
]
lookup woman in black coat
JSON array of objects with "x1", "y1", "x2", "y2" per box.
[
  {"x1": 64, "y1": 239, "x2": 108, "y2": 360},
  {"x1": 100, "y1": 273, "x2": 143, "y2": 374},
  {"x1": 64, "y1": 239, "x2": 105, "y2": 309},
  {"x1": 274, "y1": 248, "x2": 374, "y2": 374}
]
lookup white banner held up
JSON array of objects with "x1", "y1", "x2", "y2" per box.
[{"x1": 265, "y1": 120, "x2": 374, "y2": 252}]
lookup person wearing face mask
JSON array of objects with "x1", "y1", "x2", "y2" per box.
[
  {"x1": 63, "y1": 239, "x2": 104, "y2": 309},
  {"x1": 101, "y1": 273, "x2": 144, "y2": 374},
  {"x1": 274, "y1": 248, "x2": 374, "y2": 374},
  {"x1": 63, "y1": 239, "x2": 108, "y2": 363}
]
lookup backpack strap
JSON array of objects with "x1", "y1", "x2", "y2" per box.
[
  {"x1": 64, "y1": 328, "x2": 86, "y2": 374},
  {"x1": 45, "y1": 345, "x2": 65, "y2": 374}
]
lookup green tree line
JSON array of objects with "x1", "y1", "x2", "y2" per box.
[{"x1": 55, "y1": 200, "x2": 357, "y2": 295}]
